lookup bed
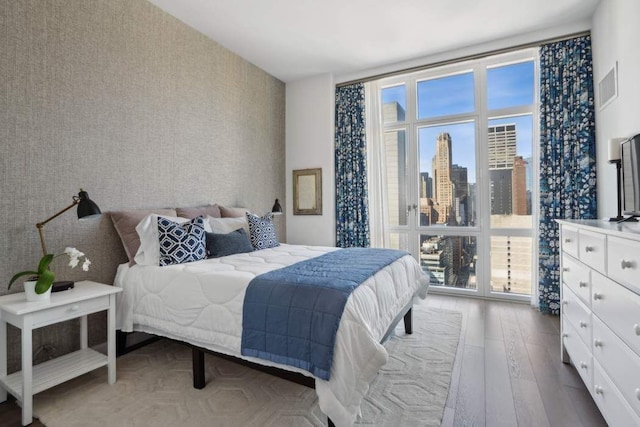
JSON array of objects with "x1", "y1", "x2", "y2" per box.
[{"x1": 110, "y1": 208, "x2": 428, "y2": 426}]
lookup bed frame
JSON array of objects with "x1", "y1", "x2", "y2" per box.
[{"x1": 190, "y1": 301, "x2": 414, "y2": 427}]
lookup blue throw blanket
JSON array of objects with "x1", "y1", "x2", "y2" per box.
[{"x1": 241, "y1": 247, "x2": 407, "y2": 380}]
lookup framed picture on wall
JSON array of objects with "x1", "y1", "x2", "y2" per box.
[{"x1": 293, "y1": 168, "x2": 322, "y2": 215}]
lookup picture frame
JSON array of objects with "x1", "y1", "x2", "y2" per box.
[{"x1": 293, "y1": 168, "x2": 322, "y2": 215}]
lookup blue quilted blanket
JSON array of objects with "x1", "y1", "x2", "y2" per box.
[{"x1": 240, "y1": 247, "x2": 407, "y2": 380}]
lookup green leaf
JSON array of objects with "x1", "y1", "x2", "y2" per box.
[
  {"x1": 35, "y1": 270, "x2": 55, "y2": 294},
  {"x1": 37, "y1": 254, "x2": 55, "y2": 275},
  {"x1": 8, "y1": 271, "x2": 39, "y2": 290}
]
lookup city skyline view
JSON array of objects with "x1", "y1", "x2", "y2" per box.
[
  {"x1": 380, "y1": 59, "x2": 535, "y2": 295},
  {"x1": 382, "y1": 61, "x2": 534, "y2": 185}
]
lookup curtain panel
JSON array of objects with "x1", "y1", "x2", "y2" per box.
[
  {"x1": 538, "y1": 35, "x2": 597, "y2": 314},
  {"x1": 335, "y1": 83, "x2": 370, "y2": 248}
]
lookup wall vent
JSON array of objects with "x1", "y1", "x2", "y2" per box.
[{"x1": 598, "y1": 62, "x2": 618, "y2": 110}]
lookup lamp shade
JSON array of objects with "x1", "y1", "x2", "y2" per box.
[
  {"x1": 77, "y1": 190, "x2": 101, "y2": 219},
  {"x1": 36, "y1": 189, "x2": 102, "y2": 256},
  {"x1": 271, "y1": 198, "x2": 283, "y2": 214}
]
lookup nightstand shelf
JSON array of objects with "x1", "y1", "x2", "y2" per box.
[
  {"x1": 0, "y1": 348, "x2": 107, "y2": 398},
  {"x1": 0, "y1": 281, "x2": 122, "y2": 425}
]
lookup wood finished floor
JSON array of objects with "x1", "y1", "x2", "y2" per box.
[
  {"x1": 427, "y1": 294, "x2": 607, "y2": 427},
  {"x1": 0, "y1": 294, "x2": 607, "y2": 427}
]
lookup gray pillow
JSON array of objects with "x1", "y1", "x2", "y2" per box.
[
  {"x1": 110, "y1": 208, "x2": 177, "y2": 265},
  {"x1": 176, "y1": 204, "x2": 221, "y2": 219},
  {"x1": 205, "y1": 228, "x2": 254, "y2": 258}
]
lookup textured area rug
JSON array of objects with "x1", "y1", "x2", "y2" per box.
[{"x1": 34, "y1": 305, "x2": 461, "y2": 426}]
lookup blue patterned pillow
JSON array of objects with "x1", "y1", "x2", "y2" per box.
[
  {"x1": 246, "y1": 213, "x2": 280, "y2": 250},
  {"x1": 158, "y1": 216, "x2": 206, "y2": 266}
]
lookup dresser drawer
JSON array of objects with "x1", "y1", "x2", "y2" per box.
[
  {"x1": 562, "y1": 285, "x2": 592, "y2": 349},
  {"x1": 31, "y1": 295, "x2": 110, "y2": 329},
  {"x1": 592, "y1": 315, "x2": 640, "y2": 418},
  {"x1": 593, "y1": 359, "x2": 640, "y2": 427},
  {"x1": 592, "y1": 270, "x2": 640, "y2": 356},
  {"x1": 563, "y1": 318, "x2": 593, "y2": 390},
  {"x1": 578, "y1": 229, "x2": 606, "y2": 275},
  {"x1": 607, "y1": 235, "x2": 640, "y2": 294},
  {"x1": 561, "y1": 254, "x2": 591, "y2": 306},
  {"x1": 561, "y1": 225, "x2": 579, "y2": 259}
]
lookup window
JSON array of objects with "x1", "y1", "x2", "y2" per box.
[{"x1": 371, "y1": 49, "x2": 538, "y2": 301}]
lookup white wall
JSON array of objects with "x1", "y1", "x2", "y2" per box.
[
  {"x1": 285, "y1": 74, "x2": 336, "y2": 245},
  {"x1": 592, "y1": 0, "x2": 640, "y2": 219}
]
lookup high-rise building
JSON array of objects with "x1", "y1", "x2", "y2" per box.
[
  {"x1": 383, "y1": 100, "x2": 405, "y2": 122},
  {"x1": 420, "y1": 172, "x2": 432, "y2": 198},
  {"x1": 383, "y1": 102, "x2": 407, "y2": 225},
  {"x1": 451, "y1": 165, "x2": 468, "y2": 199},
  {"x1": 524, "y1": 156, "x2": 533, "y2": 214},
  {"x1": 512, "y1": 156, "x2": 528, "y2": 215},
  {"x1": 433, "y1": 132, "x2": 454, "y2": 223},
  {"x1": 468, "y1": 183, "x2": 477, "y2": 226},
  {"x1": 451, "y1": 164, "x2": 468, "y2": 225},
  {"x1": 488, "y1": 124, "x2": 517, "y2": 168},
  {"x1": 490, "y1": 169, "x2": 513, "y2": 215},
  {"x1": 488, "y1": 124, "x2": 517, "y2": 215}
]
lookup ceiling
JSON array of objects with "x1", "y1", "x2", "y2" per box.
[{"x1": 147, "y1": 0, "x2": 600, "y2": 83}]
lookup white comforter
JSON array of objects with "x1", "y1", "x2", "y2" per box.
[{"x1": 115, "y1": 244, "x2": 428, "y2": 426}]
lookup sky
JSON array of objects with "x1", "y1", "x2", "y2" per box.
[{"x1": 382, "y1": 61, "x2": 535, "y2": 184}]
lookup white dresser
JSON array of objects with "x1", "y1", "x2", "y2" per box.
[{"x1": 557, "y1": 219, "x2": 640, "y2": 426}]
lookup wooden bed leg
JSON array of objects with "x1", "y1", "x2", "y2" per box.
[
  {"x1": 327, "y1": 417, "x2": 335, "y2": 427},
  {"x1": 192, "y1": 347, "x2": 205, "y2": 389},
  {"x1": 403, "y1": 308, "x2": 413, "y2": 334}
]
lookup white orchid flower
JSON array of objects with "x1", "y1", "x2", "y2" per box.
[
  {"x1": 68, "y1": 257, "x2": 80, "y2": 268},
  {"x1": 82, "y1": 258, "x2": 91, "y2": 271},
  {"x1": 64, "y1": 247, "x2": 84, "y2": 258}
]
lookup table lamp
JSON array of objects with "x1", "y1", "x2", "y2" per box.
[
  {"x1": 36, "y1": 189, "x2": 101, "y2": 291},
  {"x1": 271, "y1": 198, "x2": 283, "y2": 215}
]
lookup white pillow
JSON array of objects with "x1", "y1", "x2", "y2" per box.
[
  {"x1": 134, "y1": 214, "x2": 212, "y2": 266},
  {"x1": 205, "y1": 215, "x2": 250, "y2": 234}
]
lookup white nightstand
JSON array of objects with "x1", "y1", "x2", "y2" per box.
[{"x1": 0, "y1": 281, "x2": 122, "y2": 426}]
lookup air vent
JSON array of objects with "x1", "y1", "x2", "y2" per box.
[{"x1": 598, "y1": 62, "x2": 618, "y2": 110}]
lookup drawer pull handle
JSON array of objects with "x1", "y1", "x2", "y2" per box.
[
  {"x1": 70, "y1": 305, "x2": 80, "y2": 311},
  {"x1": 562, "y1": 333, "x2": 569, "y2": 338},
  {"x1": 579, "y1": 321, "x2": 587, "y2": 328},
  {"x1": 595, "y1": 386, "x2": 603, "y2": 395},
  {"x1": 580, "y1": 361, "x2": 587, "y2": 369},
  {"x1": 634, "y1": 324, "x2": 640, "y2": 336},
  {"x1": 564, "y1": 238, "x2": 572, "y2": 243},
  {"x1": 593, "y1": 293, "x2": 603, "y2": 301},
  {"x1": 621, "y1": 260, "x2": 633, "y2": 270},
  {"x1": 579, "y1": 281, "x2": 587, "y2": 288},
  {"x1": 594, "y1": 339, "x2": 603, "y2": 347},
  {"x1": 636, "y1": 388, "x2": 640, "y2": 400},
  {"x1": 562, "y1": 299, "x2": 568, "y2": 306},
  {"x1": 585, "y1": 246, "x2": 594, "y2": 253},
  {"x1": 563, "y1": 267, "x2": 569, "y2": 272}
]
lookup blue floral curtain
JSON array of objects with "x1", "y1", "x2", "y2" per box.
[
  {"x1": 335, "y1": 83, "x2": 370, "y2": 248},
  {"x1": 538, "y1": 35, "x2": 597, "y2": 314}
]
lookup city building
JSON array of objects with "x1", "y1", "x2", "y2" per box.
[
  {"x1": 512, "y1": 156, "x2": 528, "y2": 215},
  {"x1": 432, "y1": 132, "x2": 454, "y2": 224},
  {"x1": 383, "y1": 102, "x2": 407, "y2": 226}
]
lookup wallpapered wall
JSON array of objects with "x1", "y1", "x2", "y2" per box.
[{"x1": 0, "y1": 0, "x2": 285, "y2": 371}]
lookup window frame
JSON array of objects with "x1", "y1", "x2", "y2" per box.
[{"x1": 373, "y1": 48, "x2": 539, "y2": 302}]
